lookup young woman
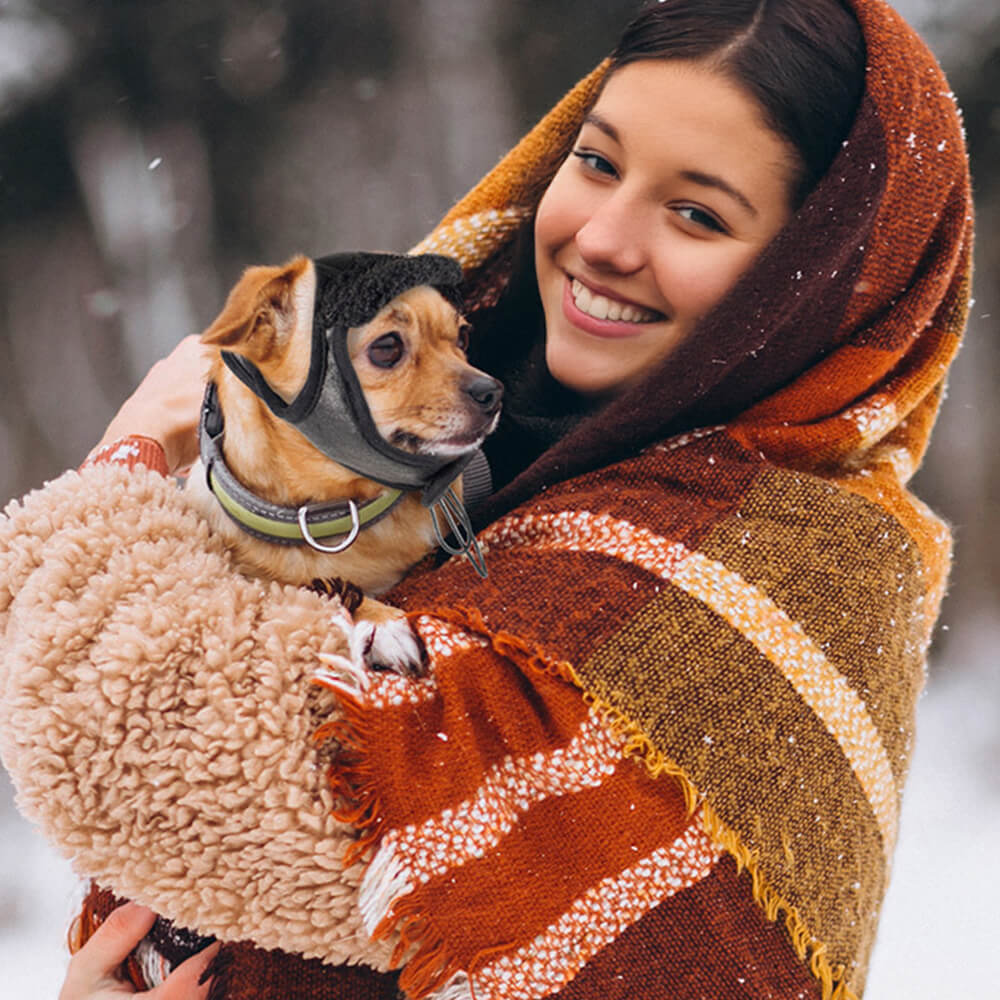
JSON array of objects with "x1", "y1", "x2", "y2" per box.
[{"x1": 1, "y1": 1, "x2": 971, "y2": 998}]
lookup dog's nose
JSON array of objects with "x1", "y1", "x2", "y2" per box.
[{"x1": 465, "y1": 374, "x2": 503, "y2": 414}]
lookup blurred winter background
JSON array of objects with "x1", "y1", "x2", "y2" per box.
[{"x1": 0, "y1": 0, "x2": 996, "y2": 996}]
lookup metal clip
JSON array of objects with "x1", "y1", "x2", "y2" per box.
[{"x1": 430, "y1": 487, "x2": 488, "y2": 578}]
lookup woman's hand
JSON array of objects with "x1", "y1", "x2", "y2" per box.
[
  {"x1": 59, "y1": 902, "x2": 220, "y2": 1000},
  {"x1": 94, "y1": 335, "x2": 213, "y2": 475}
]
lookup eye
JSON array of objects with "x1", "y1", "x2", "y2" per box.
[
  {"x1": 456, "y1": 321, "x2": 471, "y2": 353},
  {"x1": 367, "y1": 332, "x2": 405, "y2": 368},
  {"x1": 675, "y1": 205, "x2": 728, "y2": 235},
  {"x1": 571, "y1": 149, "x2": 618, "y2": 178}
]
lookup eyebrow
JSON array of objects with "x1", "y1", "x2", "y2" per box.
[
  {"x1": 680, "y1": 169, "x2": 758, "y2": 218},
  {"x1": 583, "y1": 111, "x2": 621, "y2": 144},
  {"x1": 581, "y1": 111, "x2": 759, "y2": 218}
]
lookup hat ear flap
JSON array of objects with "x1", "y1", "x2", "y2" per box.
[{"x1": 201, "y1": 255, "x2": 312, "y2": 364}]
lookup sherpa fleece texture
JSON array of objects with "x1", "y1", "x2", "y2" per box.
[{"x1": 0, "y1": 461, "x2": 393, "y2": 971}]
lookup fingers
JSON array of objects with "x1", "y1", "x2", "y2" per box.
[
  {"x1": 60, "y1": 901, "x2": 156, "y2": 999},
  {"x1": 59, "y1": 901, "x2": 222, "y2": 1000},
  {"x1": 150, "y1": 940, "x2": 221, "y2": 1000}
]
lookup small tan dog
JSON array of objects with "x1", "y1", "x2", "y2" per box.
[{"x1": 185, "y1": 251, "x2": 501, "y2": 672}]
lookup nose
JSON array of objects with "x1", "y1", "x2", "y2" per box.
[
  {"x1": 464, "y1": 373, "x2": 503, "y2": 415},
  {"x1": 575, "y1": 192, "x2": 645, "y2": 274}
]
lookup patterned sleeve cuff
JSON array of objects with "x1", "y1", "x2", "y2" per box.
[{"x1": 81, "y1": 435, "x2": 170, "y2": 476}]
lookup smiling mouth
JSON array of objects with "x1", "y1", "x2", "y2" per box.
[{"x1": 569, "y1": 277, "x2": 664, "y2": 324}]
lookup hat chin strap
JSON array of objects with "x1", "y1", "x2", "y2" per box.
[
  {"x1": 198, "y1": 382, "x2": 406, "y2": 552},
  {"x1": 199, "y1": 378, "x2": 489, "y2": 577}
]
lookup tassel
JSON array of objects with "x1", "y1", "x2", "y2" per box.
[{"x1": 359, "y1": 842, "x2": 413, "y2": 937}]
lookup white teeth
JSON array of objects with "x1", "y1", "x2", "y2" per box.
[{"x1": 570, "y1": 278, "x2": 657, "y2": 323}]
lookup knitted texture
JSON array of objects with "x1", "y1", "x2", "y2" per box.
[
  {"x1": 0, "y1": 1, "x2": 971, "y2": 998},
  {"x1": 354, "y1": 1, "x2": 970, "y2": 997},
  {"x1": 312, "y1": 252, "x2": 463, "y2": 331}
]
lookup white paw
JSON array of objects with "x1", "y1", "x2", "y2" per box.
[{"x1": 359, "y1": 617, "x2": 424, "y2": 676}]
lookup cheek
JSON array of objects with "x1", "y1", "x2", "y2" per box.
[
  {"x1": 651, "y1": 243, "x2": 761, "y2": 319},
  {"x1": 535, "y1": 167, "x2": 585, "y2": 260}
]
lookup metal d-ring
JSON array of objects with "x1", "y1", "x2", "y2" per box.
[{"x1": 297, "y1": 499, "x2": 361, "y2": 553}]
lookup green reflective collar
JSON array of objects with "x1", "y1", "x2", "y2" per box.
[
  {"x1": 207, "y1": 462, "x2": 403, "y2": 547},
  {"x1": 199, "y1": 383, "x2": 404, "y2": 550}
]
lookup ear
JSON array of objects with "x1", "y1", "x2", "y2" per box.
[{"x1": 200, "y1": 255, "x2": 312, "y2": 364}]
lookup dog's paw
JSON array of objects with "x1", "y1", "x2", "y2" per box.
[{"x1": 358, "y1": 615, "x2": 425, "y2": 677}]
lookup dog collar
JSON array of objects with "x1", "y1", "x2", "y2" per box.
[{"x1": 199, "y1": 382, "x2": 405, "y2": 551}]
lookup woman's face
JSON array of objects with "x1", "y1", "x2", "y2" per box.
[{"x1": 534, "y1": 58, "x2": 801, "y2": 398}]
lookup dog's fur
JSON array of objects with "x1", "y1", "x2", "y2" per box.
[{"x1": 185, "y1": 254, "x2": 500, "y2": 671}]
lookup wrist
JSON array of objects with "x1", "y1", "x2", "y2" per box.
[
  {"x1": 95, "y1": 402, "x2": 198, "y2": 474},
  {"x1": 83, "y1": 434, "x2": 170, "y2": 476}
]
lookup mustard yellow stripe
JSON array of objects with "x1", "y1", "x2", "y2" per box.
[
  {"x1": 671, "y1": 549, "x2": 899, "y2": 853},
  {"x1": 484, "y1": 509, "x2": 899, "y2": 853}
]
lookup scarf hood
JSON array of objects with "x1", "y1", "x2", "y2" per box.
[
  {"x1": 368, "y1": 2, "x2": 972, "y2": 996},
  {"x1": 414, "y1": 0, "x2": 972, "y2": 520},
  {"x1": 0, "y1": 4, "x2": 973, "y2": 1000}
]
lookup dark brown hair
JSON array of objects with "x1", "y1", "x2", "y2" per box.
[{"x1": 609, "y1": 0, "x2": 866, "y2": 205}]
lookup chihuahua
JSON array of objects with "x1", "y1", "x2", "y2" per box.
[{"x1": 185, "y1": 252, "x2": 501, "y2": 672}]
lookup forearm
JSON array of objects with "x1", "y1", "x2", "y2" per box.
[{"x1": 0, "y1": 462, "x2": 391, "y2": 969}]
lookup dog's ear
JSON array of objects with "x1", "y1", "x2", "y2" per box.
[{"x1": 201, "y1": 255, "x2": 312, "y2": 363}]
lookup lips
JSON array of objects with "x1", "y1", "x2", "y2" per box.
[{"x1": 561, "y1": 275, "x2": 666, "y2": 339}]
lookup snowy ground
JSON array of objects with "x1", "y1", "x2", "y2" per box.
[{"x1": 2, "y1": 627, "x2": 997, "y2": 999}]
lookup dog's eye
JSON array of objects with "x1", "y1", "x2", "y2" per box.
[
  {"x1": 456, "y1": 322, "x2": 471, "y2": 353},
  {"x1": 368, "y1": 332, "x2": 405, "y2": 368}
]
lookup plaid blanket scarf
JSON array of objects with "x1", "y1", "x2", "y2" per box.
[
  {"x1": 0, "y1": 2, "x2": 971, "y2": 999},
  {"x1": 319, "y1": 1, "x2": 973, "y2": 997}
]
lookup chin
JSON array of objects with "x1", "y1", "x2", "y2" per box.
[{"x1": 545, "y1": 342, "x2": 624, "y2": 398}]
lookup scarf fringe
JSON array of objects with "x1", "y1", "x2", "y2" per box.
[
  {"x1": 321, "y1": 603, "x2": 859, "y2": 1000},
  {"x1": 310, "y1": 675, "x2": 392, "y2": 867}
]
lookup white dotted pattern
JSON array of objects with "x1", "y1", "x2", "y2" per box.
[
  {"x1": 411, "y1": 208, "x2": 529, "y2": 269},
  {"x1": 382, "y1": 711, "x2": 626, "y2": 884},
  {"x1": 470, "y1": 815, "x2": 721, "y2": 1000},
  {"x1": 654, "y1": 425, "x2": 726, "y2": 454},
  {"x1": 85, "y1": 439, "x2": 143, "y2": 467}
]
